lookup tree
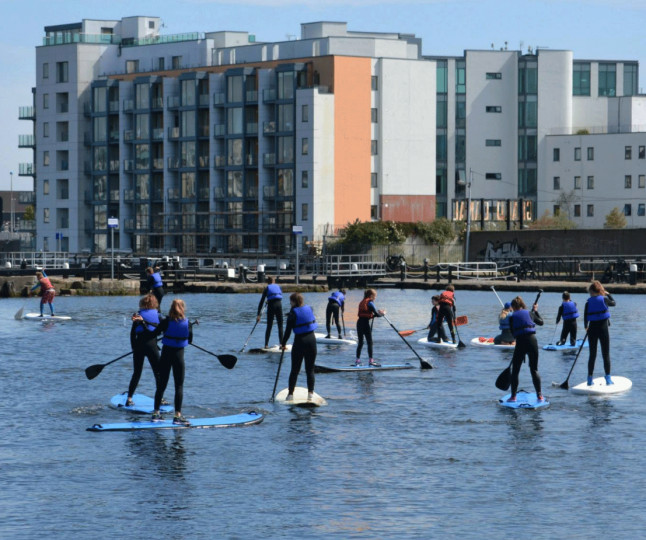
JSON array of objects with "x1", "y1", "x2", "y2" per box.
[
  {"x1": 528, "y1": 210, "x2": 577, "y2": 230},
  {"x1": 555, "y1": 190, "x2": 578, "y2": 220},
  {"x1": 338, "y1": 219, "x2": 406, "y2": 251},
  {"x1": 604, "y1": 207, "x2": 627, "y2": 229},
  {"x1": 23, "y1": 205, "x2": 35, "y2": 221}
]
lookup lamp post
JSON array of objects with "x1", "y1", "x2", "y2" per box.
[
  {"x1": 10, "y1": 171, "x2": 14, "y2": 233},
  {"x1": 465, "y1": 168, "x2": 473, "y2": 263}
]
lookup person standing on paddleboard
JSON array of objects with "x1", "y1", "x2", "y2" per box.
[
  {"x1": 126, "y1": 294, "x2": 161, "y2": 407},
  {"x1": 436, "y1": 284, "x2": 457, "y2": 344},
  {"x1": 493, "y1": 302, "x2": 515, "y2": 345},
  {"x1": 426, "y1": 295, "x2": 448, "y2": 343},
  {"x1": 556, "y1": 291, "x2": 579, "y2": 346},
  {"x1": 584, "y1": 280, "x2": 616, "y2": 386},
  {"x1": 507, "y1": 296, "x2": 544, "y2": 402},
  {"x1": 282, "y1": 293, "x2": 318, "y2": 401},
  {"x1": 356, "y1": 289, "x2": 385, "y2": 367},
  {"x1": 30, "y1": 270, "x2": 56, "y2": 316},
  {"x1": 257, "y1": 276, "x2": 284, "y2": 349},
  {"x1": 148, "y1": 299, "x2": 192, "y2": 425},
  {"x1": 146, "y1": 266, "x2": 165, "y2": 310},
  {"x1": 325, "y1": 288, "x2": 346, "y2": 339}
]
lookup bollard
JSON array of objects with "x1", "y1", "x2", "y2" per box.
[
  {"x1": 239, "y1": 264, "x2": 245, "y2": 283},
  {"x1": 257, "y1": 264, "x2": 265, "y2": 284},
  {"x1": 630, "y1": 263, "x2": 637, "y2": 285},
  {"x1": 423, "y1": 258, "x2": 429, "y2": 282},
  {"x1": 448, "y1": 265, "x2": 453, "y2": 284},
  {"x1": 400, "y1": 260, "x2": 406, "y2": 282}
]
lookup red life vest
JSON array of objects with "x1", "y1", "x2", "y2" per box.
[
  {"x1": 439, "y1": 290, "x2": 454, "y2": 305},
  {"x1": 40, "y1": 277, "x2": 54, "y2": 290},
  {"x1": 358, "y1": 298, "x2": 374, "y2": 319}
]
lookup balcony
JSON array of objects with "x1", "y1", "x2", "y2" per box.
[
  {"x1": 59, "y1": 160, "x2": 69, "y2": 171},
  {"x1": 263, "y1": 121, "x2": 276, "y2": 134},
  {"x1": 83, "y1": 103, "x2": 92, "y2": 117},
  {"x1": 58, "y1": 103, "x2": 69, "y2": 113},
  {"x1": 17, "y1": 219, "x2": 36, "y2": 232},
  {"x1": 246, "y1": 185, "x2": 258, "y2": 198},
  {"x1": 84, "y1": 132, "x2": 92, "y2": 146},
  {"x1": 168, "y1": 127, "x2": 180, "y2": 139},
  {"x1": 152, "y1": 97, "x2": 163, "y2": 109},
  {"x1": 198, "y1": 187, "x2": 210, "y2": 200},
  {"x1": 19, "y1": 106, "x2": 35, "y2": 120},
  {"x1": 198, "y1": 155, "x2": 209, "y2": 168},
  {"x1": 123, "y1": 99, "x2": 134, "y2": 112},
  {"x1": 198, "y1": 125, "x2": 210, "y2": 138},
  {"x1": 246, "y1": 90, "x2": 258, "y2": 102},
  {"x1": 263, "y1": 185, "x2": 276, "y2": 199},
  {"x1": 214, "y1": 155, "x2": 226, "y2": 168},
  {"x1": 19, "y1": 163, "x2": 34, "y2": 176},
  {"x1": 18, "y1": 192, "x2": 35, "y2": 204},
  {"x1": 153, "y1": 158, "x2": 164, "y2": 170},
  {"x1": 109, "y1": 160, "x2": 120, "y2": 172},
  {"x1": 213, "y1": 124, "x2": 225, "y2": 137},
  {"x1": 246, "y1": 122, "x2": 258, "y2": 135},
  {"x1": 213, "y1": 92, "x2": 225, "y2": 106},
  {"x1": 124, "y1": 130, "x2": 133, "y2": 142},
  {"x1": 214, "y1": 187, "x2": 225, "y2": 199},
  {"x1": 18, "y1": 134, "x2": 35, "y2": 148},
  {"x1": 152, "y1": 188, "x2": 163, "y2": 201},
  {"x1": 109, "y1": 130, "x2": 119, "y2": 142},
  {"x1": 263, "y1": 88, "x2": 277, "y2": 103},
  {"x1": 198, "y1": 94, "x2": 209, "y2": 107},
  {"x1": 168, "y1": 188, "x2": 180, "y2": 201},
  {"x1": 152, "y1": 127, "x2": 164, "y2": 140},
  {"x1": 109, "y1": 190, "x2": 120, "y2": 202},
  {"x1": 124, "y1": 160, "x2": 133, "y2": 172},
  {"x1": 263, "y1": 153, "x2": 276, "y2": 166},
  {"x1": 123, "y1": 189, "x2": 135, "y2": 202},
  {"x1": 246, "y1": 153, "x2": 258, "y2": 167},
  {"x1": 168, "y1": 157, "x2": 179, "y2": 170},
  {"x1": 109, "y1": 101, "x2": 119, "y2": 113},
  {"x1": 167, "y1": 96, "x2": 180, "y2": 109}
]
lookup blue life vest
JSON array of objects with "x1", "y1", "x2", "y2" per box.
[
  {"x1": 499, "y1": 312, "x2": 511, "y2": 331},
  {"x1": 266, "y1": 284, "x2": 282, "y2": 301},
  {"x1": 136, "y1": 308, "x2": 160, "y2": 334},
  {"x1": 328, "y1": 291, "x2": 345, "y2": 306},
  {"x1": 587, "y1": 295, "x2": 610, "y2": 322},
  {"x1": 510, "y1": 309, "x2": 536, "y2": 337},
  {"x1": 150, "y1": 272, "x2": 163, "y2": 289},
  {"x1": 292, "y1": 305, "x2": 317, "y2": 334},
  {"x1": 162, "y1": 318, "x2": 189, "y2": 348},
  {"x1": 562, "y1": 301, "x2": 579, "y2": 320}
]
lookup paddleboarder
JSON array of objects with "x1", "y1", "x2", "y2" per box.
[
  {"x1": 556, "y1": 291, "x2": 579, "y2": 346},
  {"x1": 584, "y1": 280, "x2": 616, "y2": 385},
  {"x1": 356, "y1": 289, "x2": 385, "y2": 367},
  {"x1": 256, "y1": 276, "x2": 284, "y2": 349},
  {"x1": 126, "y1": 294, "x2": 161, "y2": 407},
  {"x1": 426, "y1": 295, "x2": 448, "y2": 343},
  {"x1": 146, "y1": 266, "x2": 165, "y2": 309},
  {"x1": 325, "y1": 288, "x2": 346, "y2": 339},
  {"x1": 507, "y1": 296, "x2": 544, "y2": 402},
  {"x1": 436, "y1": 284, "x2": 457, "y2": 344},
  {"x1": 30, "y1": 269, "x2": 55, "y2": 316},
  {"x1": 281, "y1": 293, "x2": 318, "y2": 401},
  {"x1": 493, "y1": 302, "x2": 515, "y2": 345}
]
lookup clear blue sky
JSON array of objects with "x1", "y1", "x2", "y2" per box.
[{"x1": 2, "y1": 0, "x2": 645, "y2": 190}]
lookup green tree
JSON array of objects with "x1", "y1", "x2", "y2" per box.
[
  {"x1": 604, "y1": 207, "x2": 627, "y2": 229},
  {"x1": 339, "y1": 219, "x2": 406, "y2": 251},
  {"x1": 23, "y1": 204, "x2": 35, "y2": 221},
  {"x1": 528, "y1": 210, "x2": 577, "y2": 230}
]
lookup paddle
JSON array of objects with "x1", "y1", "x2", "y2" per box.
[
  {"x1": 453, "y1": 318, "x2": 467, "y2": 348},
  {"x1": 239, "y1": 317, "x2": 261, "y2": 353},
  {"x1": 491, "y1": 285, "x2": 504, "y2": 308},
  {"x1": 85, "y1": 351, "x2": 134, "y2": 380},
  {"x1": 494, "y1": 289, "x2": 543, "y2": 391},
  {"x1": 549, "y1": 322, "x2": 559, "y2": 346},
  {"x1": 14, "y1": 305, "x2": 25, "y2": 320},
  {"x1": 341, "y1": 310, "x2": 347, "y2": 338},
  {"x1": 398, "y1": 327, "x2": 427, "y2": 337},
  {"x1": 270, "y1": 347, "x2": 287, "y2": 402},
  {"x1": 553, "y1": 331, "x2": 589, "y2": 390},
  {"x1": 383, "y1": 314, "x2": 433, "y2": 369},
  {"x1": 190, "y1": 343, "x2": 237, "y2": 369}
]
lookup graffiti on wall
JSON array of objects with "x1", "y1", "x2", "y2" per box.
[{"x1": 483, "y1": 239, "x2": 523, "y2": 261}]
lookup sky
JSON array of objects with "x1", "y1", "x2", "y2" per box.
[{"x1": 1, "y1": 0, "x2": 645, "y2": 190}]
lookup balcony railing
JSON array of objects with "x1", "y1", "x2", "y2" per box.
[
  {"x1": 124, "y1": 160, "x2": 133, "y2": 172},
  {"x1": 246, "y1": 90, "x2": 258, "y2": 102},
  {"x1": 263, "y1": 88, "x2": 277, "y2": 102},
  {"x1": 214, "y1": 155, "x2": 225, "y2": 168},
  {"x1": 198, "y1": 94, "x2": 209, "y2": 107},
  {"x1": 19, "y1": 106, "x2": 35, "y2": 120},
  {"x1": 109, "y1": 130, "x2": 119, "y2": 142},
  {"x1": 263, "y1": 121, "x2": 276, "y2": 134},
  {"x1": 153, "y1": 158, "x2": 164, "y2": 170},
  {"x1": 124, "y1": 130, "x2": 133, "y2": 142},
  {"x1": 167, "y1": 188, "x2": 180, "y2": 201},
  {"x1": 213, "y1": 124, "x2": 225, "y2": 137},
  {"x1": 246, "y1": 122, "x2": 258, "y2": 135},
  {"x1": 123, "y1": 99, "x2": 134, "y2": 112},
  {"x1": 198, "y1": 156, "x2": 209, "y2": 168},
  {"x1": 109, "y1": 101, "x2": 119, "y2": 113},
  {"x1": 198, "y1": 187, "x2": 210, "y2": 199},
  {"x1": 168, "y1": 157, "x2": 179, "y2": 169},
  {"x1": 18, "y1": 134, "x2": 35, "y2": 147},
  {"x1": 168, "y1": 127, "x2": 179, "y2": 139},
  {"x1": 123, "y1": 189, "x2": 135, "y2": 202},
  {"x1": 109, "y1": 190, "x2": 120, "y2": 202},
  {"x1": 213, "y1": 92, "x2": 225, "y2": 106},
  {"x1": 42, "y1": 32, "x2": 121, "y2": 46},
  {"x1": 152, "y1": 97, "x2": 163, "y2": 109},
  {"x1": 246, "y1": 154, "x2": 258, "y2": 167},
  {"x1": 214, "y1": 187, "x2": 225, "y2": 199},
  {"x1": 109, "y1": 160, "x2": 120, "y2": 172},
  {"x1": 263, "y1": 153, "x2": 276, "y2": 166},
  {"x1": 152, "y1": 127, "x2": 164, "y2": 140},
  {"x1": 19, "y1": 163, "x2": 34, "y2": 176},
  {"x1": 167, "y1": 96, "x2": 180, "y2": 109},
  {"x1": 18, "y1": 192, "x2": 35, "y2": 204},
  {"x1": 263, "y1": 185, "x2": 276, "y2": 199}
]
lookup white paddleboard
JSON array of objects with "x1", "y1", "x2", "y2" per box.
[
  {"x1": 314, "y1": 333, "x2": 357, "y2": 345},
  {"x1": 570, "y1": 376, "x2": 632, "y2": 396},
  {"x1": 274, "y1": 387, "x2": 326, "y2": 407},
  {"x1": 418, "y1": 337, "x2": 458, "y2": 349},
  {"x1": 263, "y1": 344, "x2": 291, "y2": 354},
  {"x1": 23, "y1": 313, "x2": 72, "y2": 321},
  {"x1": 470, "y1": 337, "x2": 515, "y2": 350}
]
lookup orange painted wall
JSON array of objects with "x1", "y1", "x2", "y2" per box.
[{"x1": 333, "y1": 57, "x2": 372, "y2": 228}]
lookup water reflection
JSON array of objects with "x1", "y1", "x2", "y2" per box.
[{"x1": 128, "y1": 430, "x2": 188, "y2": 479}]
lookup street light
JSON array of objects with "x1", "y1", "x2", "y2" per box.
[
  {"x1": 465, "y1": 168, "x2": 473, "y2": 263},
  {"x1": 9, "y1": 171, "x2": 14, "y2": 233}
]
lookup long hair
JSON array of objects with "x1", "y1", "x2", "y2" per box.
[
  {"x1": 146, "y1": 266, "x2": 154, "y2": 275},
  {"x1": 290, "y1": 292, "x2": 304, "y2": 307},
  {"x1": 168, "y1": 299, "x2": 186, "y2": 321},
  {"x1": 511, "y1": 296, "x2": 526, "y2": 310},
  {"x1": 589, "y1": 280, "x2": 606, "y2": 296},
  {"x1": 139, "y1": 294, "x2": 159, "y2": 310}
]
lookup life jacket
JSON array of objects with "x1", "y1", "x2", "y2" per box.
[
  {"x1": 587, "y1": 295, "x2": 610, "y2": 322},
  {"x1": 328, "y1": 291, "x2": 345, "y2": 306},
  {"x1": 358, "y1": 298, "x2": 374, "y2": 319},
  {"x1": 499, "y1": 312, "x2": 511, "y2": 331},
  {"x1": 150, "y1": 272, "x2": 163, "y2": 289},
  {"x1": 266, "y1": 283, "x2": 282, "y2": 301},
  {"x1": 439, "y1": 290, "x2": 454, "y2": 305},
  {"x1": 292, "y1": 305, "x2": 317, "y2": 334},
  {"x1": 510, "y1": 309, "x2": 536, "y2": 337},
  {"x1": 40, "y1": 277, "x2": 54, "y2": 290},
  {"x1": 162, "y1": 318, "x2": 189, "y2": 348},
  {"x1": 562, "y1": 301, "x2": 579, "y2": 320},
  {"x1": 135, "y1": 308, "x2": 160, "y2": 334}
]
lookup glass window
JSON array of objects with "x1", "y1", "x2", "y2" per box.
[
  {"x1": 93, "y1": 176, "x2": 106, "y2": 201},
  {"x1": 456, "y1": 101, "x2": 466, "y2": 127},
  {"x1": 573, "y1": 63, "x2": 591, "y2": 96},
  {"x1": 227, "y1": 108, "x2": 243, "y2": 135},
  {"x1": 526, "y1": 135, "x2": 537, "y2": 161},
  {"x1": 371, "y1": 173, "x2": 378, "y2": 187},
  {"x1": 157, "y1": 57, "x2": 165, "y2": 70},
  {"x1": 172, "y1": 56, "x2": 182, "y2": 69},
  {"x1": 640, "y1": 175, "x2": 646, "y2": 188},
  {"x1": 598, "y1": 63, "x2": 616, "y2": 97},
  {"x1": 126, "y1": 60, "x2": 139, "y2": 74},
  {"x1": 93, "y1": 116, "x2": 107, "y2": 142},
  {"x1": 43, "y1": 93, "x2": 49, "y2": 109},
  {"x1": 553, "y1": 148, "x2": 560, "y2": 161},
  {"x1": 625, "y1": 175, "x2": 632, "y2": 188},
  {"x1": 227, "y1": 171, "x2": 243, "y2": 197},
  {"x1": 301, "y1": 170, "x2": 309, "y2": 188},
  {"x1": 181, "y1": 79, "x2": 195, "y2": 106},
  {"x1": 553, "y1": 176, "x2": 560, "y2": 190},
  {"x1": 371, "y1": 108, "x2": 378, "y2": 123},
  {"x1": 371, "y1": 76, "x2": 378, "y2": 91},
  {"x1": 136, "y1": 174, "x2": 150, "y2": 198},
  {"x1": 436, "y1": 62, "x2": 447, "y2": 93},
  {"x1": 93, "y1": 146, "x2": 107, "y2": 171},
  {"x1": 277, "y1": 169, "x2": 294, "y2": 196},
  {"x1": 518, "y1": 67, "x2": 525, "y2": 94},
  {"x1": 436, "y1": 134, "x2": 447, "y2": 161},
  {"x1": 93, "y1": 87, "x2": 107, "y2": 113},
  {"x1": 486, "y1": 173, "x2": 501, "y2": 180},
  {"x1": 277, "y1": 104, "x2": 294, "y2": 131},
  {"x1": 587, "y1": 176, "x2": 594, "y2": 189},
  {"x1": 301, "y1": 138, "x2": 309, "y2": 155},
  {"x1": 371, "y1": 140, "x2": 378, "y2": 156},
  {"x1": 135, "y1": 113, "x2": 149, "y2": 139},
  {"x1": 486, "y1": 72, "x2": 502, "y2": 80},
  {"x1": 135, "y1": 144, "x2": 150, "y2": 170},
  {"x1": 371, "y1": 205, "x2": 378, "y2": 220},
  {"x1": 436, "y1": 99, "x2": 447, "y2": 128},
  {"x1": 302, "y1": 104, "x2": 309, "y2": 122},
  {"x1": 639, "y1": 146, "x2": 645, "y2": 159},
  {"x1": 278, "y1": 71, "x2": 295, "y2": 100},
  {"x1": 302, "y1": 203, "x2": 308, "y2": 221},
  {"x1": 554, "y1": 205, "x2": 561, "y2": 216},
  {"x1": 56, "y1": 61, "x2": 68, "y2": 83},
  {"x1": 227, "y1": 76, "x2": 243, "y2": 102},
  {"x1": 227, "y1": 139, "x2": 243, "y2": 166},
  {"x1": 574, "y1": 204, "x2": 581, "y2": 217},
  {"x1": 587, "y1": 204, "x2": 594, "y2": 217},
  {"x1": 135, "y1": 84, "x2": 149, "y2": 109},
  {"x1": 42, "y1": 62, "x2": 49, "y2": 79},
  {"x1": 574, "y1": 176, "x2": 581, "y2": 189},
  {"x1": 574, "y1": 147, "x2": 581, "y2": 161},
  {"x1": 43, "y1": 151, "x2": 50, "y2": 166},
  {"x1": 43, "y1": 122, "x2": 49, "y2": 138},
  {"x1": 526, "y1": 101, "x2": 537, "y2": 127},
  {"x1": 625, "y1": 146, "x2": 632, "y2": 159},
  {"x1": 526, "y1": 67, "x2": 538, "y2": 94},
  {"x1": 43, "y1": 179, "x2": 50, "y2": 195},
  {"x1": 436, "y1": 168, "x2": 447, "y2": 195},
  {"x1": 456, "y1": 62, "x2": 466, "y2": 94},
  {"x1": 624, "y1": 204, "x2": 632, "y2": 216},
  {"x1": 277, "y1": 136, "x2": 294, "y2": 164},
  {"x1": 587, "y1": 147, "x2": 594, "y2": 160},
  {"x1": 639, "y1": 204, "x2": 646, "y2": 217},
  {"x1": 455, "y1": 135, "x2": 465, "y2": 162},
  {"x1": 486, "y1": 139, "x2": 501, "y2": 147},
  {"x1": 43, "y1": 207, "x2": 50, "y2": 223},
  {"x1": 486, "y1": 106, "x2": 501, "y2": 113},
  {"x1": 623, "y1": 63, "x2": 638, "y2": 96}
]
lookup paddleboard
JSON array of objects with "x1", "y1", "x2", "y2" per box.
[
  {"x1": 315, "y1": 362, "x2": 415, "y2": 373},
  {"x1": 543, "y1": 339, "x2": 588, "y2": 351},
  {"x1": 87, "y1": 411, "x2": 264, "y2": 432},
  {"x1": 470, "y1": 337, "x2": 515, "y2": 350},
  {"x1": 570, "y1": 376, "x2": 632, "y2": 396},
  {"x1": 499, "y1": 390, "x2": 550, "y2": 409},
  {"x1": 274, "y1": 387, "x2": 327, "y2": 407},
  {"x1": 314, "y1": 333, "x2": 357, "y2": 345},
  {"x1": 109, "y1": 392, "x2": 173, "y2": 415},
  {"x1": 417, "y1": 337, "x2": 458, "y2": 349},
  {"x1": 23, "y1": 313, "x2": 72, "y2": 321},
  {"x1": 248, "y1": 344, "x2": 292, "y2": 354}
]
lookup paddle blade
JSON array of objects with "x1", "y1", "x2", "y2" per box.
[
  {"x1": 85, "y1": 364, "x2": 104, "y2": 380},
  {"x1": 455, "y1": 315, "x2": 468, "y2": 326},
  {"x1": 457, "y1": 340, "x2": 466, "y2": 349},
  {"x1": 218, "y1": 354, "x2": 237, "y2": 369},
  {"x1": 399, "y1": 330, "x2": 416, "y2": 337},
  {"x1": 419, "y1": 357, "x2": 434, "y2": 370},
  {"x1": 14, "y1": 306, "x2": 24, "y2": 320},
  {"x1": 559, "y1": 380, "x2": 570, "y2": 390},
  {"x1": 495, "y1": 367, "x2": 512, "y2": 391}
]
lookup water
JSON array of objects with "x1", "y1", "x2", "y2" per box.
[{"x1": 1, "y1": 289, "x2": 645, "y2": 538}]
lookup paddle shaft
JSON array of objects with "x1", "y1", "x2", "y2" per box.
[
  {"x1": 240, "y1": 318, "x2": 261, "y2": 353},
  {"x1": 559, "y1": 331, "x2": 589, "y2": 389},
  {"x1": 190, "y1": 343, "x2": 237, "y2": 369},
  {"x1": 491, "y1": 286, "x2": 504, "y2": 308},
  {"x1": 270, "y1": 348, "x2": 287, "y2": 402},
  {"x1": 341, "y1": 311, "x2": 346, "y2": 337},
  {"x1": 383, "y1": 315, "x2": 433, "y2": 369},
  {"x1": 85, "y1": 351, "x2": 134, "y2": 380}
]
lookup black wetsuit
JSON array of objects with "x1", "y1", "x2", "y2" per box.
[
  {"x1": 356, "y1": 300, "x2": 382, "y2": 360},
  {"x1": 556, "y1": 304, "x2": 578, "y2": 346},
  {"x1": 257, "y1": 287, "x2": 284, "y2": 347},
  {"x1": 326, "y1": 301, "x2": 344, "y2": 337},
  {"x1": 282, "y1": 309, "x2": 317, "y2": 394},
  {"x1": 427, "y1": 305, "x2": 448, "y2": 342},
  {"x1": 128, "y1": 319, "x2": 160, "y2": 397},
  {"x1": 153, "y1": 318, "x2": 192, "y2": 412},
  {"x1": 584, "y1": 294, "x2": 616, "y2": 377},
  {"x1": 147, "y1": 272, "x2": 165, "y2": 308},
  {"x1": 509, "y1": 309, "x2": 544, "y2": 398}
]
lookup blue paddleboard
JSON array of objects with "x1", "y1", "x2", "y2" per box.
[
  {"x1": 110, "y1": 392, "x2": 173, "y2": 415},
  {"x1": 543, "y1": 339, "x2": 588, "y2": 351},
  {"x1": 499, "y1": 390, "x2": 550, "y2": 409},
  {"x1": 87, "y1": 411, "x2": 264, "y2": 432},
  {"x1": 315, "y1": 362, "x2": 414, "y2": 373}
]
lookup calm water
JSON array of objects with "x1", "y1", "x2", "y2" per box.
[{"x1": 1, "y1": 289, "x2": 644, "y2": 538}]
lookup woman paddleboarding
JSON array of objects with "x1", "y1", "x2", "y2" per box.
[
  {"x1": 355, "y1": 289, "x2": 385, "y2": 367},
  {"x1": 584, "y1": 281, "x2": 616, "y2": 385},
  {"x1": 30, "y1": 270, "x2": 56, "y2": 317}
]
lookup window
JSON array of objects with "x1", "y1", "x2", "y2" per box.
[
  {"x1": 598, "y1": 63, "x2": 616, "y2": 97},
  {"x1": 456, "y1": 62, "x2": 466, "y2": 94},
  {"x1": 574, "y1": 176, "x2": 581, "y2": 189},
  {"x1": 302, "y1": 104, "x2": 309, "y2": 122},
  {"x1": 157, "y1": 57, "x2": 165, "y2": 70},
  {"x1": 301, "y1": 203, "x2": 308, "y2": 221},
  {"x1": 126, "y1": 60, "x2": 139, "y2": 74},
  {"x1": 43, "y1": 179, "x2": 50, "y2": 195},
  {"x1": 371, "y1": 76, "x2": 378, "y2": 91},
  {"x1": 43, "y1": 208, "x2": 50, "y2": 223},
  {"x1": 436, "y1": 99, "x2": 447, "y2": 128},
  {"x1": 172, "y1": 56, "x2": 182, "y2": 69},
  {"x1": 639, "y1": 146, "x2": 645, "y2": 159},
  {"x1": 148, "y1": 20, "x2": 155, "y2": 29},
  {"x1": 623, "y1": 63, "x2": 638, "y2": 96},
  {"x1": 573, "y1": 63, "x2": 591, "y2": 96},
  {"x1": 456, "y1": 101, "x2": 466, "y2": 127},
  {"x1": 371, "y1": 173, "x2": 378, "y2": 188},
  {"x1": 639, "y1": 204, "x2": 646, "y2": 217},
  {"x1": 486, "y1": 139, "x2": 501, "y2": 147},
  {"x1": 553, "y1": 148, "x2": 560, "y2": 162},
  {"x1": 486, "y1": 72, "x2": 502, "y2": 79},
  {"x1": 43, "y1": 93, "x2": 49, "y2": 109},
  {"x1": 625, "y1": 175, "x2": 632, "y2": 188},
  {"x1": 436, "y1": 61, "x2": 448, "y2": 93},
  {"x1": 371, "y1": 205, "x2": 379, "y2": 220},
  {"x1": 42, "y1": 62, "x2": 49, "y2": 79},
  {"x1": 574, "y1": 147, "x2": 581, "y2": 161},
  {"x1": 553, "y1": 176, "x2": 560, "y2": 190},
  {"x1": 624, "y1": 204, "x2": 632, "y2": 216},
  {"x1": 301, "y1": 137, "x2": 309, "y2": 155},
  {"x1": 43, "y1": 151, "x2": 50, "y2": 167},
  {"x1": 554, "y1": 205, "x2": 561, "y2": 216},
  {"x1": 485, "y1": 173, "x2": 502, "y2": 180},
  {"x1": 301, "y1": 170, "x2": 309, "y2": 188},
  {"x1": 371, "y1": 140, "x2": 378, "y2": 155},
  {"x1": 486, "y1": 106, "x2": 502, "y2": 113},
  {"x1": 587, "y1": 176, "x2": 594, "y2": 189},
  {"x1": 640, "y1": 175, "x2": 646, "y2": 188},
  {"x1": 574, "y1": 204, "x2": 581, "y2": 217},
  {"x1": 587, "y1": 147, "x2": 594, "y2": 160},
  {"x1": 625, "y1": 146, "x2": 632, "y2": 159},
  {"x1": 57, "y1": 179, "x2": 69, "y2": 200},
  {"x1": 371, "y1": 108, "x2": 378, "y2": 123},
  {"x1": 43, "y1": 122, "x2": 49, "y2": 138},
  {"x1": 455, "y1": 135, "x2": 465, "y2": 162},
  {"x1": 587, "y1": 204, "x2": 594, "y2": 217},
  {"x1": 56, "y1": 61, "x2": 68, "y2": 83}
]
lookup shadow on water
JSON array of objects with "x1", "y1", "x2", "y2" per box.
[{"x1": 128, "y1": 430, "x2": 188, "y2": 480}]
